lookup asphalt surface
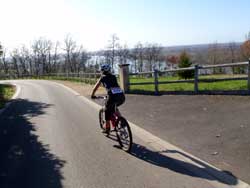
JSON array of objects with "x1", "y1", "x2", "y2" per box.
[
  {"x1": 119, "y1": 94, "x2": 250, "y2": 183},
  {"x1": 54, "y1": 80, "x2": 250, "y2": 183},
  {"x1": 0, "y1": 80, "x2": 246, "y2": 188}
]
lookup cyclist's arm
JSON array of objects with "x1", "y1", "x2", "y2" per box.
[{"x1": 91, "y1": 77, "x2": 102, "y2": 98}]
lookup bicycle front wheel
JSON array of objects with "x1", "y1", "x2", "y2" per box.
[
  {"x1": 115, "y1": 117, "x2": 133, "y2": 152},
  {"x1": 99, "y1": 109, "x2": 105, "y2": 130}
]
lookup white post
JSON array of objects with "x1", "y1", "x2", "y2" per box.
[{"x1": 119, "y1": 64, "x2": 130, "y2": 93}]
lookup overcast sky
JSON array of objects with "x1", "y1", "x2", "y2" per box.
[{"x1": 0, "y1": 0, "x2": 249, "y2": 51}]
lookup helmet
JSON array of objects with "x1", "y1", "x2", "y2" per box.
[{"x1": 100, "y1": 64, "x2": 111, "y2": 73}]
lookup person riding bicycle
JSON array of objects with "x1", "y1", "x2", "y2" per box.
[{"x1": 91, "y1": 64, "x2": 125, "y2": 133}]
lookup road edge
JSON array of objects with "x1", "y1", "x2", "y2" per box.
[
  {"x1": 50, "y1": 81, "x2": 250, "y2": 188},
  {"x1": 0, "y1": 83, "x2": 21, "y2": 115}
]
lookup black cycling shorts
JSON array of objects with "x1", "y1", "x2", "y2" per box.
[{"x1": 105, "y1": 93, "x2": 125, "y2": 121}]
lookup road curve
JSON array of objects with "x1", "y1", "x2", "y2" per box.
[{"x1": 0, "y1": 80, "x2": 242, "y2": 188}]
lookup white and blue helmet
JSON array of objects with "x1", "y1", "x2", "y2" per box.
[{"x1": 100, "y1": 64, "x2": 111, "y2": 73}]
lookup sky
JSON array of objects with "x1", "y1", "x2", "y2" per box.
[{"x1": 0, "y1": 0, "x2": 249, "y2": 51}]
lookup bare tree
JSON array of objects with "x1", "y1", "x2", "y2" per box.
[
  {"x1": 22, "y1": 47, "x2": 33, "y2": 75},
  {"x1": 157, "y1": 53, "x2": 165, "y2": 70},
  {"x1": 228, "y1": 42, "x2": 238, "y2": 63},
  {"x1": 144, "y1": 43, "x2": 162, "y2": 71},
  {"x1": 193, "y1": 51, "x2": 207, "y2": 65},
  {"x1": 130, "y1": 42, "x2": 144, "y2": 73},
  {"x1": 136, "y1": 42, "x2": 145, "y2": 72},
  {"x1": 31, "y1": 40, "x2": 40, "y2": 75},
  {"x1": 208, "y1": 42, "x2": 222, "y2": 73},
  {"x1": 51, "y1": 41, "x2": 60, "y2": 73},
  {"x1": 80, "y1": 50, "x2": 89, "y2": 72},
  {"x1": 107, "y1": 34, "x2": 119, "y2": 71},
  {"x1": 1, "y1": 47, "x2": 9, "y2": 74},
  {"x1": 10, "y1": 49, "x2": 20, "y2": 76},
  {"x1": 117, "y1": 44, "x2": 129, "y2": 65},
  {"x1": 46, "y1": 40, "x2": 53, "y2": 73},
  {"x1": 31, "y1": 38, "x2": 53, "y2": 75},
  {"x1": 103, "y1": 49, "x2": 111, "y2": 65},
  {"x1": 18, "y1": 45, "x2": 30, "y2": 74},
  {"x1": 208, "y1": 42, "x2": 219, "y2": 65},
  {"x1": 72, "y1": 45, "x2": 88, "y2": 74},
  {"x1": 63, "y1": 34, "x2": 77, "y2": 73},
  {"x1": 0, "y1": 43, "x2": 2, "y2": 56},
  {"x1": 0, "y1": 43, "x2": 3, "y2": 74}
]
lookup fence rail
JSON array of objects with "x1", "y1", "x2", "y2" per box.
[{"x1": 128, "y1": 60, "x2": 250, "y2": 95}]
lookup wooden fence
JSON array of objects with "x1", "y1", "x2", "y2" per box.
[
  {"x1": 1, "y1": 60, "x2": 250, "y2": 95},
  {"x1": 128, "y1": 60, "x2": 250, "y2": 95}
]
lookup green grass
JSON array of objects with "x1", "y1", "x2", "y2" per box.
[
  {"x1": 0, "y1": 84, "x2": 15, "y2": 109},
  {"x1": 129, "y1": 74, "x2": 248, "y2": 93}
]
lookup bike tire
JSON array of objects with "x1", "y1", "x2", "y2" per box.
[
  {"x1": 115, "y1": 117, "x2": 133, "y2": 153},
  {"x1": 99, "y1": 109, "x2": 105, "y2": 130}
]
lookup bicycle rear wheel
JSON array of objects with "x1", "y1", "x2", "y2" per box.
[
  {"x1": 115, "y1": 117, "x2": 133, "y2": 152},
  {"x1": 99, "y1": 109, "x2": 105, "y2": 130}
]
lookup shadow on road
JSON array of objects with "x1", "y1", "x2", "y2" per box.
[
  {"x1": 131, "y1": 143, "x2": 238, "y2": 186},
  {"x1": 0, "y1": 99, "x2": 65, "y2": 188}
]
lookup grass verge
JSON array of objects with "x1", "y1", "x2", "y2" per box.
[
  {"x1": 0, "y1": 84, "x2": 15, "y2": 109},
  {"x1": 129, "y1": 75, "x2": 248, "y2": 92}
]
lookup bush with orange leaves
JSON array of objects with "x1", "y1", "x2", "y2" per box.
[{"x1": 241, "y1": 40, "x2": 250, "y2": 60}]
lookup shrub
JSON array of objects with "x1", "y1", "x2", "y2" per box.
[{"x1": 178, "y1": 52, "x2": 194, "y2": 79}]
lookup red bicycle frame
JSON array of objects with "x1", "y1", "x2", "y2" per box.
[{"x1": 110, "y1": 108, "x2": 121, "y2": 129}]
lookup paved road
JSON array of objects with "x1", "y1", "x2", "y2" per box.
[
  {"x1": 55, "y1": 79, "x2": 250, "y2": 184},
  {"x1": 119, "y1": 94, "x2": 250, "y2": 183},
  {"x1": 0, "y1": 80, "x2": 246, "y2": 188}
]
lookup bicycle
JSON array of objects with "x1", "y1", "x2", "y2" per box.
[{"x1": 93, "y1": 96, "x2": 133, "y2": 153}]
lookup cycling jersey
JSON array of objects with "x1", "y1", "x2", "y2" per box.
[{"x1": 100, "y1": 73, "x2": 123, "y2": 95}]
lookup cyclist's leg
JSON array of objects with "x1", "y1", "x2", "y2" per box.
[
  {"x1": 110, "y1": 93, "x2": 125, "y2": 117},
  {"x1": 104, "y1": 96, "x2": 115, "y2": 130}
]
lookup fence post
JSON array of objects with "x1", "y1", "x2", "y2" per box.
[
  {"x1": 248, "y1": 59, "x2": 250, "y2": 94},
  {"x1": 194, "y1": 65, "x2": 199, "y2": 94},
  {"x1": 119, "y1": 64, "x2": 130, "y2": 93},
  {"x1": 154, "y1": 69, "x2": 159, "y2": 95}
]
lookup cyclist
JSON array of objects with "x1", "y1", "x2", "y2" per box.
[{"x1": 91, "y1": 64, "x2": 125, "y2": 133}]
